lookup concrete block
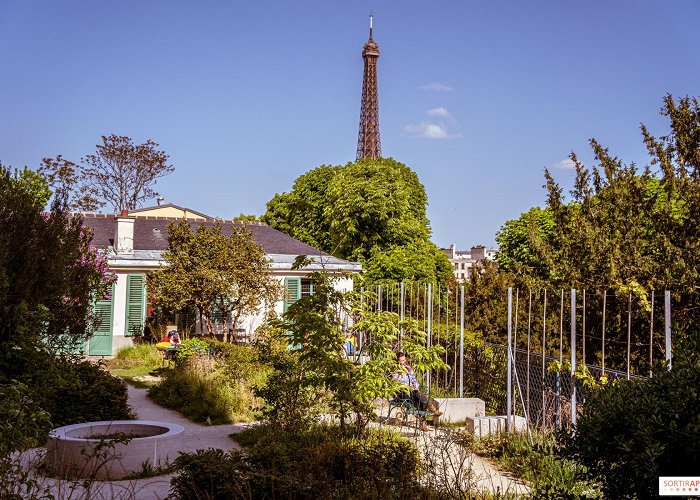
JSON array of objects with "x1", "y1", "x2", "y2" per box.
[
  {"x1": 465, "y1": 415, "x2": 528, "y2": 438},
  {"x1": 433, "y1": 398, "x2": 486, "y2": 423}
]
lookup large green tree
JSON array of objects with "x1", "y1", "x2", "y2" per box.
[
  {"x1": 490, "y1": 94, "x2": 700, "y2": 355},
  {"x1": 147, "y1": 220, "x2": 280, "y2": 338},
  {"x1": 264, "y1": 158, "x2": 451, "y2": 285},
  {"x1": 0, "y1": 165, "x2": 115, "y2": 348}
]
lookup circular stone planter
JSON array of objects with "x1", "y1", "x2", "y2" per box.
[{"x1": 45, "y1": 420, "x2": 185, "y2": 480}]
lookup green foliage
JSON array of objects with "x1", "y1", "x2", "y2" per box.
[
  {"x1": 0, "y1": 382, "x2": 52, "y2": 455},
  {"x1": 0, "y1": 337, "x2": 132, "y2": 428},
  {"x1": 0, "y1": 166, "x2": 115, "y2": 348},
  {"x1": 171, "y1": 423, "x2": 422, "y2": 499},
  {"x1": 363, "y1": 238, "x2": 453, "y2": 285},
  {"x1": 265, "y1": 271, "x2": 447, "y2": 432},
  {"x1": 149, "y1": 340, "x2": 268, "y2": 424},
  {"x1": 476, "y1": 431, "x2": 601, "y2": 498},
  {"x1": 263, "y1": 158, "x2": 451, "y2": 285},
  {"x1": 0, "y1": 383, "x2": 53, "y2": 500},
  {"x1": 147, "y1": 219, "x2": 279, "y2": 337},
  {"x1": 42, "y1": 357, "x2": 133, "y2": 426},
  {"x1": 173, "y1": 337, "x2": 210, "y2": 363},
  {"x1": 495, "y1": 206, "x2": 555, "y2": 283},
  {"x1": 565, "y1": 334, "x2": 700, "y2": 498},
  {"x1": 263, "y1": 164, "x2": 339, "y2": 252},
  {"x1": 493, "y1": 95, "x2": 700, "y2": 346}
]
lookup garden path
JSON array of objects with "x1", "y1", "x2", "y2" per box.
[
  {"x1": 31, "y1": 385, "x2": 249, "y2": 500},
  {"x1": 35, "y1": 387, "x2": 528, "y2": 499}
]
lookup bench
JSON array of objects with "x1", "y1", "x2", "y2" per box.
[{"x1": 387, "y1": 395, "x2": 434, "y2": 429}]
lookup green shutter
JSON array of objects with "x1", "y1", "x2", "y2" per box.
[
  {"x1": 125, "y1": 274, "x2": 146, "y2": 336},
  {"x1": 284, "y1": 277, "x2": 301, "y2": 312},
  {"x1": 90, "y1": 285, "x2": 114, "y2": 355}
]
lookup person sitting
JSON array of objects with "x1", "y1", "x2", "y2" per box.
[
  {"x1": 343, "y1": 331, "x2": 355, "y2": 356},
  {"x1": 392, "y1": 351, "x2": 443, "y2": 431},
  {"x1": 168, "y1": 330, "x2": 181, "y2": 345}
]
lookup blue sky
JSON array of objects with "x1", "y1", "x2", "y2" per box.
[{"x1": 1, "y1": 1, "x2": 699, "y2": 248}]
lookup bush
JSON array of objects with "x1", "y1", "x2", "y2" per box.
[
  {"x1": 566, "y1": 335, "x2": 700, "y2": 499},
  {"x1": 149, "y1": 340, "x2": 267, "y2": 424},
  {"x1": 0, "y1": 340, "x2": 133, "y2": 428},
  {"x1": 171, "y1": 423, "x2": 422, "y2": 499},
  {"x1": 43, "y1": 357, "x2": 133, "y2": 426}
]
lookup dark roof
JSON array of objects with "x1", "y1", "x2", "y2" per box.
[{"x1": 80, "y1": 215, "x2": 326, "y2": 256}]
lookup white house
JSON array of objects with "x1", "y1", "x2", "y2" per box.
[{"x1": 81, "y1": 205, "x2": 361, "y2": 355}]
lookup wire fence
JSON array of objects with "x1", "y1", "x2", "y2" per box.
[{"x1": 358, "y1": 282, "x2": 672, "y2": 430}]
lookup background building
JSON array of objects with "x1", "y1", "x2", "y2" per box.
[{"x1": 440, "y1": 244, "x2": 497, "y2": 281}]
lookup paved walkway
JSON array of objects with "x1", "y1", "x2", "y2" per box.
[
  {"x1": 29, "y1": 387, "x2": 528, "y2": 499},
  {"x1": 29, "y1": 386, "x2": 248, "y2": 500}
]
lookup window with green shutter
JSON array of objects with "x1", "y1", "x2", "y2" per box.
[
  {"x1": 284, "y1": 277, "x2": 301, "y2": 312},
  {"x1": 125, "y1": 274, "x2": 146, "y2": 336}
]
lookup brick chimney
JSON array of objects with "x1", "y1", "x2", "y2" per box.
[{"x1": 114, "y1": 209, "x2": 135, "y2": 254}]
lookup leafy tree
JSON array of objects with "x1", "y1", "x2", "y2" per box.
[
  {"x1": 232, "y1": 213, "x2": 261, "y2": 222},
  {"x1": 263, "y1": 165, "x2": 338, "y2": 251},
  {"x1": 147, "y1": 219, "x2": 280, "y2": 338},
  {"x1": 0, "y1": 165, "x2": 115, "y2": 348},
  {"x1": 363, "y1": 239, "x2": 453, "y2": 285},
  {"x1": 263, "y1": 266, "x2": 447, "y2": 434},
  {"x1": 495, "y1": 206, "x2": 555, "y2": 283},
  {"x1": 324, "y1": 158, "x2": 430, "y2": 262},
  {"x1": 264, "y1": 158, "x2": 450, "y2": 284},
  {"x1": 486, "y1": 95, "x2": 700, "y2": 354},
  {"x1": 40, "y1": 134, "x2": 174, "y2": 212}
]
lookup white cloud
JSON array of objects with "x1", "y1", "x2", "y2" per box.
[
  {"x1": 551, "y1": 159, "x2": 576, "y2": 170},
  {"x1": 404, "y1": 122, "x2": 451, "y2": 139},
  {"x1": 420, "y1": 82, "x2": 454, "y2": 92},
  {"x1": 426, "y1": 107, "x2": 451, "y2": 118}
]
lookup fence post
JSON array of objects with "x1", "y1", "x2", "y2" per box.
[
  {"x1": 459, "y1": 285, "x2": 465, "y2": 398},
  {"x1": 570, "y1": 289, "x2": 577, "y2": 428},
  {"x1": 399, "y1": 282, "x2": 405, "y2": 348},
  {"x1": 507, "y1": 287, "x2": 513, "y2": 434},
  {"x1": 665, "y1": 290, "x2": 672, "y2": 370},
  {"x1": 542, "y1": 289, "x2": 547, "y2": 429},
  {"x1": 427, "y1": 283, "x2": 432, "y2": 394},
  {"x1": 649, "y1": 290, "x2": 654, "y2": 377},
  {"x1": 627, "y1": 292, "x2": 632, "y2": 380}
]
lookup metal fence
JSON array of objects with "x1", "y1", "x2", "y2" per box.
[{"x1": 358, "y1": 283, "x2": 673, "y2": 431}]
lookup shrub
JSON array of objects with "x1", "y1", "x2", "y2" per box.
[
  {"x1": 43, "y1": 357, "x2": 133, "y2": 426},
  {"x1": 149, "y1": 341, "x2": 267, "y2": 424},
  {"x1": 566, "y1": 335, "x2": 700, "y2": 498},
  {"x1": 0, "y1": 340, "x2": 133, "y2": 428},
  {"x1": 476, "y1": 431, "x2": 601, "y2": 498},
  {"x1": 171, "y1": 423, "x2": 422, "y2": 499}
]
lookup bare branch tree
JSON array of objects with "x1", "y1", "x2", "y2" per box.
[{"x1": 40, "y1": 135, "x2": 174, "y2": 212}]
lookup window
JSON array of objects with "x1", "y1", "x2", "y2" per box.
[{"x1": 301, "y1": 279, "x2": 314, "y2": 298}]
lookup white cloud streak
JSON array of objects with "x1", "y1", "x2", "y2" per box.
[
  {"x1": 404, "y1": 122, "x2": 450, "y2": 139},
  {"x1": 551, "y1": 159, "x2": 576, "y2": 170},
  {"x1": 420, "y1": 82, "x2": 454, "y2": 92},
  {"x1": 426, "y1": 107, "x2": 451, "y2": 118}
]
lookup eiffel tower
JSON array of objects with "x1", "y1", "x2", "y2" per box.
[{"x1": 356, "y1": 16, "x2": 381, "y2": 160}]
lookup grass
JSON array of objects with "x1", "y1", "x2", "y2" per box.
[
  {"x1": 148, "y1": 346, "x2": 268, "y2": 424},
  {"x1": 104, "y1": 343, "x2": 164, "y2": 388},
  {"x1": 474, "y1": 431, "x2": 602, "y2": 498}
]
